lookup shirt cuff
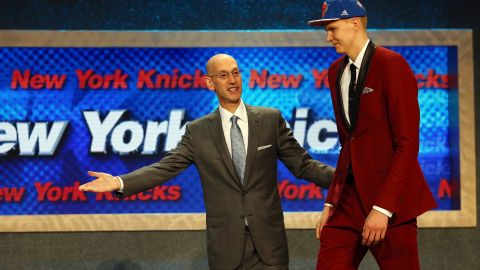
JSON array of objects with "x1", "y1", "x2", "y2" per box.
[
  {"x1": 373, "y1": 205, "x2": 393, "y2": 218},
  {"x1": 324, "y1": 203, "x2": 333, "y2": 208},
  {"x1": 116, "y1": 176, "x2": 124, "y2": 193}
]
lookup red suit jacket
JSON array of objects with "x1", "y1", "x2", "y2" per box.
[{"x1": 326, "y1": 42, "x2": 437, "y2": 225}]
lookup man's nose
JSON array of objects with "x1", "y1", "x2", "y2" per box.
[
  {"x1": 326, "y1": 32, "x2": 332, "y2": 42},
  {"x1": 227, "y1": 74, "x2": 236, "y2": 83}
]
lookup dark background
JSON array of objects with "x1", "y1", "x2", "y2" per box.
[{"x1": 0, "y1": 0, "x2": 478, "y2": 269}]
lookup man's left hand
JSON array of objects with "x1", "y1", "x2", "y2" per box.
[{"x1": 362, "y1": 209, "x2": 389, "y2": 246}]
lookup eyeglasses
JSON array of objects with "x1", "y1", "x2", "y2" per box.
[{"x1": 207, "y1": 70, "x2": 241, "y2": 80}]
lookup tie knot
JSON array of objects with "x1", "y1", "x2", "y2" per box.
[
  {"x1": 231, "y1": 115, "x2": 239, "y2": 124},
  {"x1": 350, "y1": 63, "x2": 356, "y2": 72}
]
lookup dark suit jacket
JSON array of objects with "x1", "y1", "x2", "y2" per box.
[
  {"x1": 119, "y1": 104, "x2": 334, "y2": 269},
  {"x1": 326, "y1": 42, "x2": 437, "y2": 225}
]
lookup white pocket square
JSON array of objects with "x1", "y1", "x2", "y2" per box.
[
  {"x1": 362, "y1": 87, "x2": 374, "y2": 94},
  {"x1": 257, "y1": 144, "x2": 272, "y2": 151}
]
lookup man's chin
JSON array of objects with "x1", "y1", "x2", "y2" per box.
[
  {"x1": 227, "y1": 96, "x2": 241, "y2": 104},
  {"x1": 230, "y1": 98, "x2": 241, "y2": 103},
  {"x1": 218, "y1": 94, "x2": 241, "y2": 105},
  {"x1": 227, "y1": 92, "x2": 241, "y2": 100},
  {"x1": 334, "y1": 47, "x2": 345, "y2": 54}
]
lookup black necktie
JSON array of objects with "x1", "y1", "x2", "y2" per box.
[{"x1": 348, "y1": 63, "x2": 357, "y2": 125}]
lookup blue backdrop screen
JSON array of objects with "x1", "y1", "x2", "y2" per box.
[{"x1": 0, "y1": 45, "x2": 459, "y2": 215}]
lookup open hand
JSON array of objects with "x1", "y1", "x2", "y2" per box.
[{"x1": 79, "y1": 171, "x2": 120, "y2": 193}]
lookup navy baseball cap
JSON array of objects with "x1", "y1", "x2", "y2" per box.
[{"x1": 308, "y1": 0, "x2": 366, "y2": 26}]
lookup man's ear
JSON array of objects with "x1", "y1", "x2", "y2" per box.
[
  {"x1": 351, "y1": 18, "x2": 360, "y2": 31},
  {"x1": 204, "y1": 76, "x2": 215, "y2": 91}
]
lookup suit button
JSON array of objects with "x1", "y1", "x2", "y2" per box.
[
  {"x1": 351, "y1": 137, "x2": 355, "y2": 141},
  {"x1": 240, "y1": 215, "x2": 245, "y2": 219}
]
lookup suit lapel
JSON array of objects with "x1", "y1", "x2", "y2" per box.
[
  {"x1": 336, "y1": 56, "x2": 351, "y2": 132},
  {"x1": 207, "y1": 110, "x2": 243, "y2": 189},
  {"x1": 243, "y1": 105, "x2": 261, "y2": 188},
  {"x1": 350, "y1": 41, "x2": 376, "y2": 130}
]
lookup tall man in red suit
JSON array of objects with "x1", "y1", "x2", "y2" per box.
[{"x1": 308, "y1": 0, "x2": 437, "y2": 269}]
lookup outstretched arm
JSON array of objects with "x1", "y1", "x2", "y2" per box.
[
  {"x1": 80, "y1": 124, "x2": 195, "y2": 196},
  {"x1": 276, "y1": 110, "x2": 334, "y2": 188}
]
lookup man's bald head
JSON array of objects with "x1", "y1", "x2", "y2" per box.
[
  {"x1": 206, "y1": 54, "x2": 238, "y2": 75},
  {"x1": 203, "y1": 53, "x2": 243, "y2": 113}
]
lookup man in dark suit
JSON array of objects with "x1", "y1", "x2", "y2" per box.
[
  {"x1": 80, "y1": 53, "x2": 334, "y2": 270},
  {"x1": 308, "y1": 1, "x2": 437, "y2": 269}
]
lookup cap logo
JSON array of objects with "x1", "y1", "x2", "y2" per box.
[
  {"x1": 321, "y1": 1, "x2": 329, "y2": 18},
  {"x1": 341, "y1": 10, "x2": 349, "y2": 16},
  {"x1": 357, "y1": 1, "x2": 364, "y2": 8}
]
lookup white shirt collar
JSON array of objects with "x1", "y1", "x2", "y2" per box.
[
  {"x1": 218, "y1": 99, "x2": 248, "y2": 124},
  {"x1": 349, "y1": 39, "x2": 370, "y2": 69}
]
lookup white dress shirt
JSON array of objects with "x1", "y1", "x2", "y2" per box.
[
  {"x1": 218, "y1": 100, "x2": 249, "y2": 156},
  {"x1": 340, "y1": 39, "x2": 369, "y2": 125},
  {"x1": 326, "y1": 39, "x2": 393, "y2": 218}
]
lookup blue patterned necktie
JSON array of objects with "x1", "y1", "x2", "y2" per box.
[{"x1": 230, "y1": 115, "x2": 246, "y2": 184}]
